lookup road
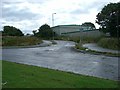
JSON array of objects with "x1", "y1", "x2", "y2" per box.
[{"x1": 2, "y1": 40, "x2": 119, "y2": 81}]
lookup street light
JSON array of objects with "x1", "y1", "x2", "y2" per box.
[
  {"x1": 52, "y1": 13, "x2": 56, "y2": 27},
  {"x1": 52, "y1": 13, "x2": 56, "y2": 40}
]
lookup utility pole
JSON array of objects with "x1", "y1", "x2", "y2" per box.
[
  {"x1": 116, "y1": 10, "x2": 119, "y2": 53},
  {"x1": 52, "y1": 13, "x2": 56, "y2": 40},
  {"x1": 116, "y1": 11, "x2": 119, "y2": 39}
]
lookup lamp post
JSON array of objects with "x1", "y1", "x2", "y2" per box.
[{"x1": 52, "y1": 13, "x2": 56, "y2": 40}]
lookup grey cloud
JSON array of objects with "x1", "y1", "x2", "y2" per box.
[
  {"x1": 70, "y1": 8, "x2": 89, "y2": 15},
  {"x1": 86, "y1": 1, "x2": 108, "y2": 11},
  {"x1": 2, "y1": 3, "x2": 42, "y2": 21},
  {"x1": 70, "y1": 1, "x2": 109, "y2": 15},
  {"x1": 2, "y1": 0, "x2": 48, "y2": 3}
]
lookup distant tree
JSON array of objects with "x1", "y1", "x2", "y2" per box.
[
  {"x1": 81, "y1": 22, "x2": 96, "y2": 29},
  {"x1": 36, "y1": 24, "x2": 54, "y2": 39},
  {"x1": 96, "y1": 2, "x2": 120, "y2": 37},
  {"x1": 26, "y1": 33, "x2": 32, "y2": 36},
  {"x1": 2, "y1": 26, "x2": 24, "y2": 36},
  {"x1": 32, "y1": 30, "x2": 37, "y2": 36}
]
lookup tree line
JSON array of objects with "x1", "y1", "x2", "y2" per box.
[
  {"x1": 1, "y1": 24, "x2": 55, "y2": 39},
  {"x1": 2, "y1": 26, "x2": 24, "y2": 36}
]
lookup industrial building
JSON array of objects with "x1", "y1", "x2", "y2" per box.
[{"x1": 52, "y1": 25, "x2": 103, "y2": 37}]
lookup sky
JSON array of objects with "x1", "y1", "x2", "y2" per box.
[{"x1": 1, "y1": 0, "x2": 119, "y2": 34}]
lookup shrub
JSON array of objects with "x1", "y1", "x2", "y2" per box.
[
  {"x1": 2, "y1": 36, "x2": 42, "y2": 46},
  {"x1": 98, "y1": 38, "x2": 119, "y2": 50}
]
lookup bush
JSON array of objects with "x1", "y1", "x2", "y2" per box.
[
  {"x1": 2, "y1": 26, "x2": 24, "y2": 36},
  {"x1": 98, "y1": 38, "x2": 119, "y2": 50},
  {"x1": 2, "y1": 36, "x2": 42, "y2": 46}
]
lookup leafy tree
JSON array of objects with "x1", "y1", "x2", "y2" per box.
[
  {"x1": 2, "y1": 26, "x2": 24, "y2": 36},
  {"x1": 36, "y1": 24, "x2": 55, "y2": 39},
  {"x1": 81, "y1": 22, "x2": 96, "y2": 29},
  {"x1": 96, "y1": 2, "x2": 120, "y2": 37}
]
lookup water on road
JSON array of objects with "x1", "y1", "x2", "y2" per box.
[{"x1": 2, "y1": 40, "x2": 119, "y2": 81}]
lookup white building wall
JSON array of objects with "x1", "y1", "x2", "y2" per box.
[
  {"x1": 64, "y1": 30, "x2": 103, "y2": 37},
  {"x1": 52, "y1": 25, "x2": 103, "y2": 37},
  {"x1": 52, "y1": 25, "x2": 80, "y2": 35}
]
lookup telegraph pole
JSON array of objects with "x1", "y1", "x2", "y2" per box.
[{"x1": 116, "y1": 11, "x2": 119, "y2": 40}]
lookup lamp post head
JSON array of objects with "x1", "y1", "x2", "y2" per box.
[{"x1": 52, "y1": 13, "x2": 56, "y2": 15}]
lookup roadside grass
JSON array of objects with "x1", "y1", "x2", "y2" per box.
[
  {"x1": 98, "y1": 37, "x2": 120, "y2": 50},
  {"x1": 72, "y1": 36, "x2": 120, "y2": 56},
  {"x1": 54, "y1": 36, "x2": 102, "y2": 43},
  {"x1": 2, "y1": 36, "x2": 42, "y2": 46},
  {"x1": 2, "y1": 60, "x2": 118, "y2": 88},
  {"x1": 55, "y1": 36, "x2": 119, "y2": 51},
  {"x1": 0, "y1": 60, "x2": 1, "y2": 90},
  {"x1": 75, "y1": 43, "x2": 120, "y2": 57}
]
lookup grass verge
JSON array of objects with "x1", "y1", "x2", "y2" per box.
[
  {"x1": 54, "y1": 36, "x2": 102, "y2": 43},
  {"x1": 2, "y1": 36, "x2": 42, "y2": 46},
  {"x1": 75, "y1": 43, "x2": 120, "y2": 57},
  {"x1": 98, "y1": 38, "x2": 120, "y2": 50},
  {"x1": 2, "y1": 60, "x2": 118, "y2": 88}
]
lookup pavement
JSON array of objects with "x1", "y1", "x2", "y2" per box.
[
  {"x1": 82, "y1": 43, "x2": 120, "y2": 54},
  {"x1": 2, "y1": 40, "x2": 119, "y2": 81},
  {"x1": 38, "y1": 40, "x2": 52, "y2": 47}
]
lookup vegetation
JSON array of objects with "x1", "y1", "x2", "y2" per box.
[
  {"x1": 75, "y1": 43, "x2": 120, "y2": 57},
  {"x1": 81, "y1": 22, "x2": 96, "y2": 29},
  {"x1": 2, "y1": 60, "x2": 118, "y2": 88},
  {"x1": 0, "y1": 60, "x2": 1, "y2": 90},
  {"x1": 74, "y1": 36, "x2": 120, "y2": 56},
  {"x1": 54, "y1": 36, "x2": 102, "y2": 44},
  {"x1": 2, "y1": 26, "x2": 24, "y2": 36},
  {"x1": 98, "y1": 38, "x2": 120, "y2": 50},
  {"x1": 2, "y1": 36, "x2": 42, "y2": 46},
  {"x1": 96, "y1": 2, "x2": 120, "y2": 37},
  {"x1": 33, "y1": 24, "x2": 56, "y2": 39}
]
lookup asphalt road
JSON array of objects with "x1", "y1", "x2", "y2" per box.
[{"x1": 2, "y1": 40, "x2": 119, "y2": 81}]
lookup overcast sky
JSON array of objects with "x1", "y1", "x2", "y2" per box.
[{"x1": 1, "y1": 0, "x2": 119, "y2": 34}]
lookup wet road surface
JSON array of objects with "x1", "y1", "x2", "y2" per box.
[{"x1": 2, "y1": 40, "x2": 119, "y2": 80}]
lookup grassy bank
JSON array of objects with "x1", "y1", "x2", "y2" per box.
[
  {"x1": 75, "y1": 42, "x2": 120, "y2": 57},
  {"x1": 98, "y1": 38, "x2": 119, "y2": 50},
  {"x1": 55, "y1": 36, "x2": 119, "y2": 51},
  {"x1": 2, "y1": 60, "x2": 118, "y2": 88},
  {"x1": 2, "y1": 36, "x2": 42, "y2": 46},
  {"x1": 54, "y1": 36, "x2": 101, "y2": 43}
]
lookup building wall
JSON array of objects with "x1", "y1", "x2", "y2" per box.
[
  {"x1": 62, "y1": 30, "x2": 103, "y2": 37},
  {"x1": 52, "y1": 25, "x2": 104, "y2": 37},
  {"x1": 52, "y1": 25, "x2": 80, "y2": 35}
]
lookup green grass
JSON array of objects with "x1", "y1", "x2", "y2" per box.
[
  {"x1": 2, "y1": 60, "x2": 118, "y2": 88},
  {"x1": 2, "y1": 36, "x2": 42, "y2": 46},
  {"x1": 0, "y1": 60, "x2": 2, "y2": 89}
]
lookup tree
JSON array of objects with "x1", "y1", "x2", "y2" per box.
[
  {"x1": 81, "y1": 22, "x2": 96, "y2": 29},
  {"x1": 96, "y1": 2, "x2": 120, "y2": 37},
  {"x1": 32, "y1": 30, "x2": 37, "y2": 36},
  {"x1": 2, "y1": 26, "x2": 24, "y2": 36},
  {"x1": 36, "y1": 24, "x2": 54, "y2": 39}
]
